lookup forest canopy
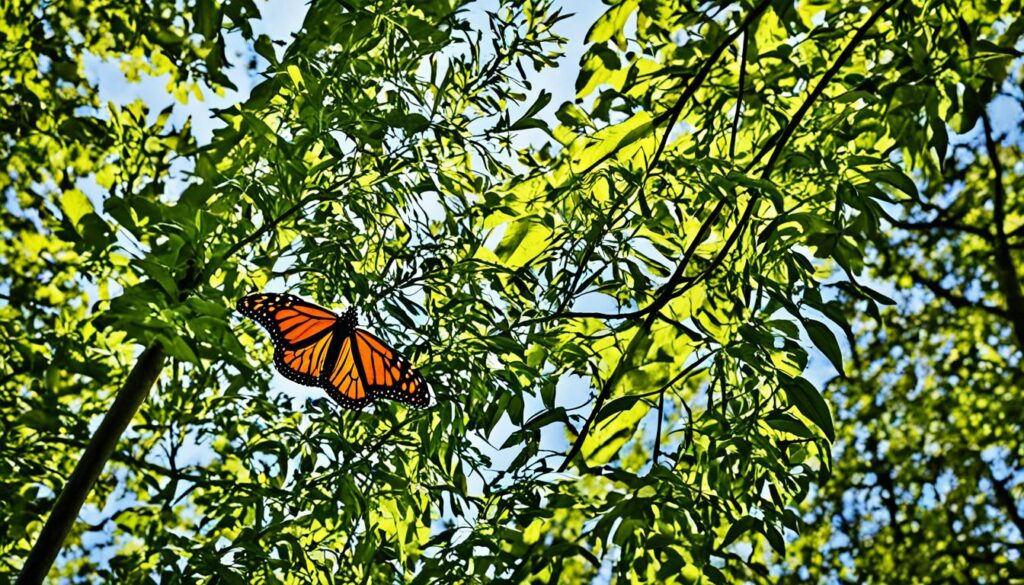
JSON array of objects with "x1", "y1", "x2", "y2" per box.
[{"x1": 1, "y1": 0, "x2": 1022, "y2": 582}]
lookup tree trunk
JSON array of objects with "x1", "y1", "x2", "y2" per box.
[{"x1": 18, "y1": 342, "x2": 166, "y2": 585}]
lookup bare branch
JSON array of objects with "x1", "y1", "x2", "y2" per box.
[
  {"x1": 986, "y1": 464, "x2": 1024, "y2": 537},
  {"x1": 981, "y1": 109, "x2": 1024, "y2": 350},
  {"x1": 909, "y1": 270, "x2": 1010, "y2": 318},
  {"x1": 889, "y1": 217, "x2": 993, "y2": 241}
]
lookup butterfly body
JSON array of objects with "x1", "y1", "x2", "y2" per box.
[{"x1": 237, "y1": 293, "x2": 430, "y2": 410}]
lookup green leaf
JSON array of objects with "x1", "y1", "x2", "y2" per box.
[
  {"x1": 159, "y1": 334, "x2": 200, "y2": 364},
  {"x1": 575, "y1": 43, "x2": 624, "y2": 97},
  {"x1": 555, "y1": 102, "x2": 592, "y2": 129},
  {"x1": 722, "y1": 516, "x2": 760, "y2": 547},
  {"x1": 862, "y1": 169, "x2": 918, "y2": 200},
  {"x1": 493, "y1": 216, "x2": 551, "y2": 269},
  {"x1": 134, "y1": 259, "x2": 178, "y2": 298},
  {"x1": 860, "y1": 284, "x2": 897, "y2": 306},
  {"x1": 765, "y1": 413, "x2": 815, "y2": 438},
  {"x1": 195, "y1": 0, "x2": 220, "y2": 40},
  {"x1": 400, "y1": 113, "x2": 431, "y2": 133},
  {"x1": 569, "y1": 111, "x2": 654, "y2": 169},
  {"x1": 522, "y1": 519, "x2": 543, "y2": 545},
  {"x1": 254, "y1": 34, "x2": 279, "y2": 65},
  {"x1": 954, "y1": 85, "x2": 982, "y2": 133},
  {"x1": 782, "y1": 375, "x2": 835, "y2": 442},
  {"x1": 185, "y1": 297, "x2": 229, "y2": 317},
  {"x1": 60, "y1": 189, "x2": 93, "y2": 227},
  {"x1": 286, "y1": 65, "x2": 304, "y2": 88},
  {"x1": 16, "y1": 409, "x2": 61, "y2": 432},
  {"x1": 509, "y1": 90, "x2": 552, "y2": 131},
  {"x1": 804, "y1": 319, "x2": 845, "y2": 375},
  {"x1": 581, "y1": 398, "x2": 650, "y2": 465},
  {"x1": 586, "y1": 0, "x2": 638, "y2": 50},
  {"x1": 763, "y1": 524, "x2": 786, "y2": 556},
  {"x1": 595, "y1": 395, "x2": 644, "y2": 425},
  {"x1": 974, "y1": 39, "x2": 1022, "y2": 56}
]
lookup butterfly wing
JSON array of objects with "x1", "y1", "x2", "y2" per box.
[
  {"x1": 236, "y1": 293, "x2": 338, "y2": 387},
  {"x1": 237, "y1": 293, "x2": 427, "y2": 410},
  {"x1": 351, "y1": 329, "x2": 431, "y2": 408},
  {"x1": 322, "y1": 336, "x2": 373, "y2": 409}
]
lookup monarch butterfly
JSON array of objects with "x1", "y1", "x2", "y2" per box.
[{"x1": 236, "y1": 293, "x2": 430, "y2": 410}]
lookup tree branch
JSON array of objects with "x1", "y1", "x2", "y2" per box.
[
  {"x1": 673, "y1": 0, "x2": 900, "y2": 304},
  {"x1": 18, "y1": 343, "x2": 166, "y2": 585},
  {"x1": 558, "y1": 0, "x2": 895, "y2": 471},
  {"x1": 557, "y1": 0, "x2": 771, "y2": 314},
  {"x1": 867, "y1": 437, "x2": 905, "y2": 545},
  {"x1": 981, "y1": 109, "x2": 1024, "y2": 350},
  {"x1": 986, "y1": 464, "x2": 1024, "y2": 538},
  {"x1": 889, "y1": 217, "x2": 993, "y2": 241},
  {"x1": 909, "y1": 270, "x2": 1011, "y2": 319},
  {"x1": 729, "y1": 29, "x2": 749, "y2": 160},
  {"x1": 653, "y1": 390, "x2": 665, "y2": 467},
  {"x1": 754, "y1": 0, "x2": 899, "y2": 178},
  {"x1": 202, "y1": 191, "x2": 328, "y2": 283},
  {"x1": 560, "y1": 0, "x2": 901, "y2": 325}
]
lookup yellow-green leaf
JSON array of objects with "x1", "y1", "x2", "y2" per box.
[
  {"x1": 60, "y1": 189, "x2": 93, "y2": 227},
  {"x1": 586, "y1": 0, "x2": 638, "y2": 50},
  {"x1": 582, "y1": 398, "x2": 650, "y2": 465},
  {"x1": 493, "y1": 215, "x2": 552, "y2": 269}
]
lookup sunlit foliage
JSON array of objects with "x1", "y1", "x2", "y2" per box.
[{"x1": 1, "y1": 0, "x2": 1022, "y2": 583}]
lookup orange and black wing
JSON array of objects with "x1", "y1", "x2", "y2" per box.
[
  {"x1": 236, "y1": 293, "x2": 338, "y2": 388},
  {"x1": 350, "y1": 329, "x2": 431, "y2": 408},
  {"x1": 237, "y1": 294, "x2": 426, "y2": 410},
  {"x1": 321, "y1": 336, "x2": 374, "y2": 409}
]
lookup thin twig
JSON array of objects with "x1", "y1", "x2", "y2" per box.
[
  {"x1": 754, "y1": 0, "x2": 900, "y2": 179},
  {"x1": 674, "y1": 0, "x2": 901, "y2": 300},
  {"x1": 729, "y1": 29, "x2": 749, "y2": 160},
  {"x1": 889, "y1": 217, "x2": 992, "y2": 241},
  {"x1": 556, "y1": 0, "x2": 772, "y2": 315},
  {"x1": 558, "y1": 2, "x2": 773, "y2": 472},
  {"x1": 653, "y1": 390, "x2": 665, "y2": 467}
]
